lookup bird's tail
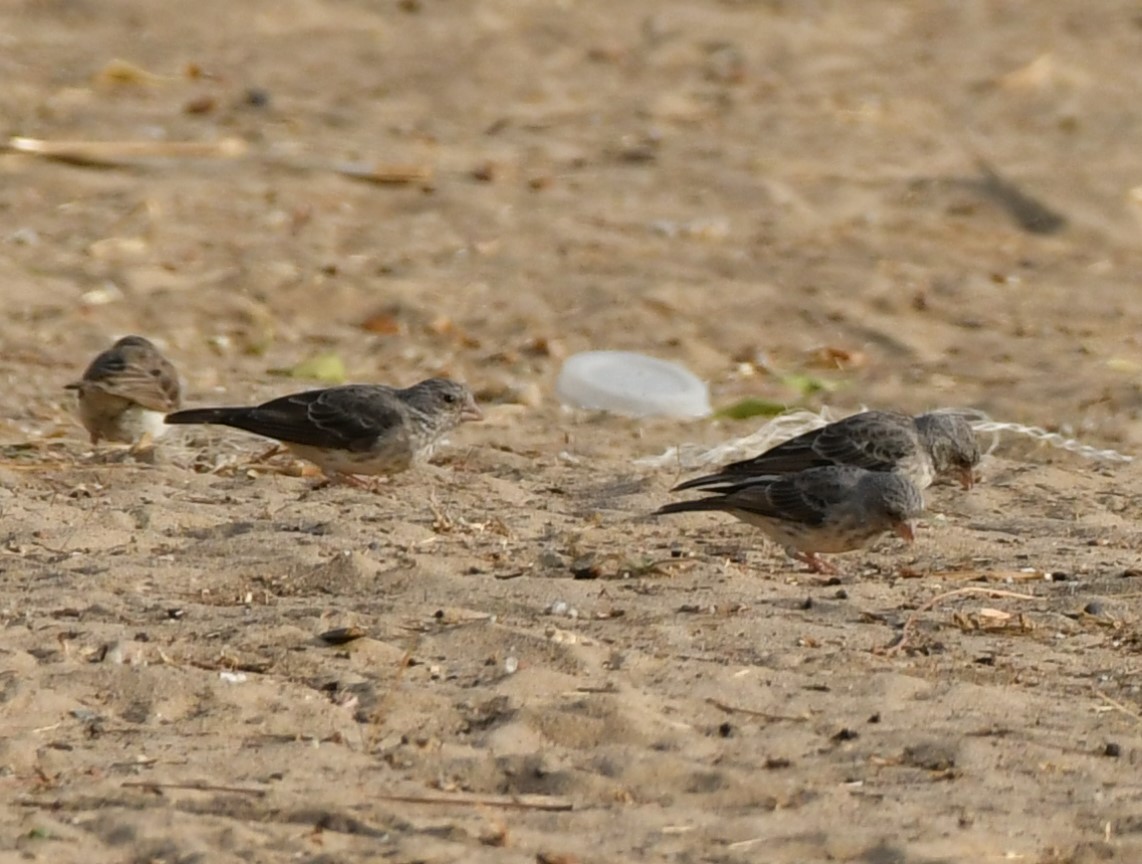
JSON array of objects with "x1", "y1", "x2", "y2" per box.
[
  {"x1": 673, "y1": 469, "x2": 783, "y2": 493},
  {"x1": 670, "y1": 473, "x2": 724, "y2": 492},
  {"x1": 164, "y1": 407, "x2": 249, "y2": 426},
  {"x1": 654, "y1": 498, "x2": 727, "y2": 517}
]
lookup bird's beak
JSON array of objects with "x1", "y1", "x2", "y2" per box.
[
  {"x1": 958, "y1": 467, "x2": 975, "y2": 490},
  {"x1": 461, "y1": 397, "x2": 484, "y2": 422},
  {"x1": 894, "y1": 521, "x2": 916, "y2": 543}
]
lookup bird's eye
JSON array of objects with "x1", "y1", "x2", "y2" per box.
[{"x1": 442, "y1": 391, "x2": 458, "y2": 404}]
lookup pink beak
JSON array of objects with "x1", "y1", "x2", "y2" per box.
[
  {"x1": 461, "y1": 396, "x2": 484, "y2": 422},
  {"x1": 894, "y1": 521, "x2": 916, "y2": 543}
]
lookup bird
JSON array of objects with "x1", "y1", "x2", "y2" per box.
[
  {"x1": 65, "y1": 335, "x2": 182, "y2": 446},
  {"x1": 655, "y1": 465, "x2": 924, "y2": 574},
  {"x1": 673, "y1": 410, "x2": 980, "y2": 493},
  {"x1": 164, "y1": 377, "x2": 482, "y2": 486}
]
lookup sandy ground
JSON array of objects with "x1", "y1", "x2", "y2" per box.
[{"x1": 3, "y1": 1, "x2": 1142, "y2": 861}]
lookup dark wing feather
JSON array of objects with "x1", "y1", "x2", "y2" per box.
[
  {"x1": 674, "y1": 411, "x2": 914, "y2": 491},
  {"x1": 718, "y1": 479, "x2": 818, "y2": 526},
  {"x1": 714, "y1": 466, "x2": 866, "y2": 526},
  {"x1": 300, "y1": 386, "x2": 406, "y2": 451},
  {"x1": 223, "y1": 386, "x2": 406, "y2": 451},
  {"x1": 804, "y1": 413, "x2": 916, "y2": 469}
]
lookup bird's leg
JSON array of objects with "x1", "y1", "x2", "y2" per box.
[
  {"x1": 128, "y1": 430, "x2": 155, "y2": 453},
  {"x1": 790, "y1": 550, "x2": 838, "y2": 575},
  {"x1": 339, "y1": 473, "x2": 379, "y2": 491},
  {"x1": 308, "y1": 472, "x2": 385, "y2": 493},
  {"x1": 250, "y1": 443, "x2": 287, "y2": 464}
]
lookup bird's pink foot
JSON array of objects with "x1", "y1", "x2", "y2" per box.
[
  {"x1": 792, "y1": 551, "x2": 838, "y2": 575},
  {"x1": 307, "y1": 472, "x2": 386, "y2": 493},
  {"x1": 250, "y1": 443, "x2": 287, "y2": 464}
]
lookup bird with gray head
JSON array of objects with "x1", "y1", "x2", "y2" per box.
[
  {"x1": 674, "y1": 409, "x2": 980, "y2": 494},
  {"x1": 656, "y1": 465, "x2": 924, "y2": 574},
  {"x1": 165, "y1": 377, "x2": 482, "y2": 487},
  {"x1": 66, "y1": 335, "x2": 182, "y2": 446}
]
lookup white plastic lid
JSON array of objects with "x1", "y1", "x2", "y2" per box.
[{"x1": 555, "y1": 351, "x2": 712, "y2": 418}]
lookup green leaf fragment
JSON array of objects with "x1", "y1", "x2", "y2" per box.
[
  {"x1": 269, "y1": 353, "x2": 348, "y2": 384},
  {"x1": 779, "y1": 373, "x2": 842, "y2": 396},
  {"x1": 715, "y1": 398, "x2": 788, "y2": 420}
]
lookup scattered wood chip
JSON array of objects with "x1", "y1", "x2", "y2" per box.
[
  {"x1": 358, "y1": 312, "x2": 403, "y2": 335},
  {"x1": 978, "y1": 607, "x2": 1013, "y2": 621},
  {"x1": 7, "y1": 136, "x2": 248, "y2": 167},
  {"x1": 94, "y1": 58, "x2": 171, "y2": 87},
  {"x1": 804, "y1": 346, "x2": 867, "y2": 371},
  {"x1": 319, "y1": 627, "x2": 367, "y2": 646},
  {"x1": 332, "y1": 161, "x2": 433, "y2": 185}
]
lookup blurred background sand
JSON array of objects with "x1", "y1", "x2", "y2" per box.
[{"x1": 2, "y1": 1, "x2": 1141, "y2": 861}]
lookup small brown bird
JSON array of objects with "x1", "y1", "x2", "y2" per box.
[
  {"x1": 674, "y1": 410, "x2": 980, "y2": 493},
  {"x1": 656, "y1": 465, "x2": 924, "y2": 574},
  {"x1": 66, "y1": 335, "x2": 182, "y2": 445},
  {"x1": 164, "y1": 377, "x2": 482, "y2": 485}
]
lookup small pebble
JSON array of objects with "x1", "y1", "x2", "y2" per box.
[
  {"x1": 6, "y1": 227, "x2": 39, "y2": 246},
  {"x1": 243, "y1": 87, "x2": 271, "y2": 108},
  {"x1": 538, "y1": 551, "x2": 565, "y2": 569}
]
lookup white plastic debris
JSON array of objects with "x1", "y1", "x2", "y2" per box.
[
  {"x1": 636, "y1": 407, "x2": 837, "y2": 469},
  {"x1": 636, "y1": 405, "x2": 1133, "y2": 471},
  {"x1": 555, "y1": 351, "x2": 711, "y2": 418}
]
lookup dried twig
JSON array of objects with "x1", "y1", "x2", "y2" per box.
[
  {"x1": 879, "y1": 587, "x2": 1039, "y2": 655},
  {"x1": 1094, "y1": 691, "x2": 1142, "y2": 725},
  {"x1": 375, "y1": 791, "x2": 572, "y2": 811},
  {"x1": 706, "y1": 698, "x2": 810, "y2": 723},
  {"x1": 121, "y1": 781, "x2": 266, "y2": 797},
  {"x1": 929, "y1": 569, "x2": 1048, "y2": 583},
  {"x1": 185, "y1": 657, "x2": 273, "y2": 674}
]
